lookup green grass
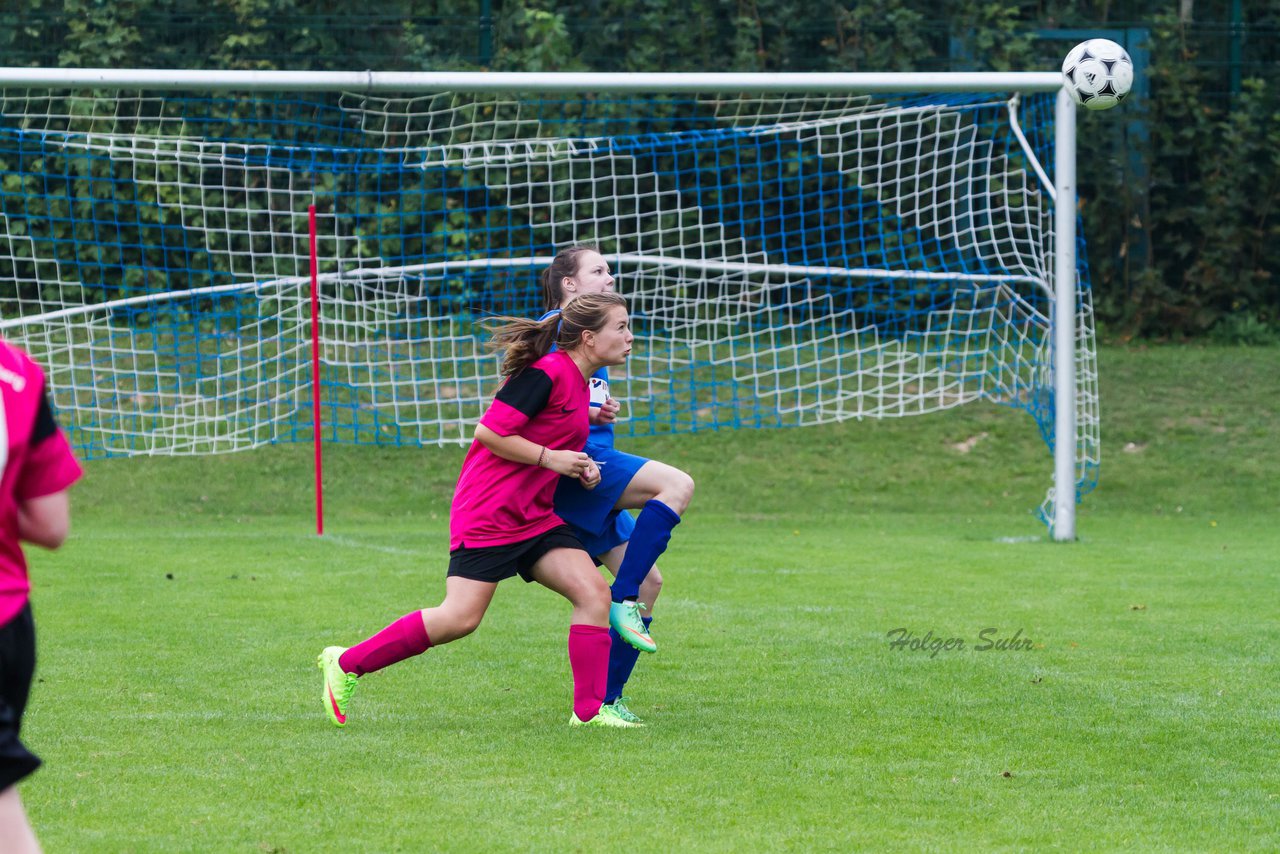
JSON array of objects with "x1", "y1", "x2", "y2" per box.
[{"x1": 21, "y1": 344, "x2": 1280, "y2": 851}]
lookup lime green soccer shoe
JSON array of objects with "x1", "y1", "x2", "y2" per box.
[
  {"x1": 603, "y1": 697, "x2": 643, "y2": 724},
  {"x1": 569, "y1": 702, "x2": 644, "y2": 728},
  {"x1": 317, "y1": 646, "x2": 359, "y2": 727}
]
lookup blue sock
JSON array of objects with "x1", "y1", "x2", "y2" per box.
[
  {"x1": 610, "y1": 499, "x2": 680, "y2": 602},
  {"x1": 605, "y1": 616, "x2": 652, "y2": 704}
]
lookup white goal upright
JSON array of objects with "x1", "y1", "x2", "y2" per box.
[{"x1": 0, "y1": 69, "x2": 1098, "y2": 539}]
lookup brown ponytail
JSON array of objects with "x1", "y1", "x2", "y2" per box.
[
  {"x1": 488, "y1": 292, "x2": 627, "y2": 377},
  {"x1": 487, "y1": 315, "x2": 560, "y2": 377}
]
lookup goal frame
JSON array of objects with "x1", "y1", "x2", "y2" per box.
[{"x1": 0, "y1": 67, "x2": 1082, "y2": 540}]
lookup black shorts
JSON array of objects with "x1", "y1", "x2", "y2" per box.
[
  {"x1": 0, "y1": 603, "x2": 40, "y2": 792},
  {"x1": 448, "y1": 525, "x2": 587, "y2": 584}
]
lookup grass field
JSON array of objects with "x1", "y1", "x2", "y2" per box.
[{"x1": 20, "y1": 344, "x2": 1280, "y2": 852}]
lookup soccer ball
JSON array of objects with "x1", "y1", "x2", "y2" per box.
[{"x1": 1061, "y1": 39, "x2": 1134, "y2": 111}]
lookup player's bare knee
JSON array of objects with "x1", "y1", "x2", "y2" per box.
[
  {"x1": 640, "y1": 567, "x2": 663, "y2": 602},
  {"x1": 454, "y1": 612, "x2": 484, "y2": 638},
  {"x1": 566, "y1": 569, "x2": 610, "y2": 608},
  {"x1": 436, "y1": 603, "x2": 485, "y2": 639},
  {"x1": 572, "y1": 577, "x2": 611, "y2": 624},
  {"x1": 661, "y1": 468, "x2": 695, "y2": 514}
]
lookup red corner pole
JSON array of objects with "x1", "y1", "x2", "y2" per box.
[{"x1": 309, "y1": 204, "x2": 324, "y2": 536}]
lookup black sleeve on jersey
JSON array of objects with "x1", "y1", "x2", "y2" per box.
[
  {"x1": 32, "y1": 388, "x2": 59, "y2": 446},
  {"x1": 494, "y1": 367, "x2": 553, "y2": 418}
]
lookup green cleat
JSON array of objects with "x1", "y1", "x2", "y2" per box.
[
  {"x1": 569, "y1": 702, "x2": 644, "y2": 728},
  {"x1": 604, "y1": 696, "x2": 643, "y2": 724},
  {"x1": 317, "y1": 646, "x2": 359, "y2": 727},
  {"x1": 609, "y1": 600, "x2": 656, "y2": 654}
]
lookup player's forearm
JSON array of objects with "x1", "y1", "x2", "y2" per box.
[{"x1": 474, "y1": 424, "x2": 592, "y2": 479}]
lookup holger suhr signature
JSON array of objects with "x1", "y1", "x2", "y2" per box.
[{"x1": 886, "y1": 627, "x2": 1035, "y2": 658}]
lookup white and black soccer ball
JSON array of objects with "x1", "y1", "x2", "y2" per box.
[{"x1": 1061, "y1": 39, "x2": 1134, "y2": 111}]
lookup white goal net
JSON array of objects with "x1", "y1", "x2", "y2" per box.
[{"x1": 0, "y1": 72, "x2": 1099, "y2": 530}]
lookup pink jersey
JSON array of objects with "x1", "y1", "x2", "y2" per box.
[
  {"x1": 449, "y1": 349, "x2": 589, "y2": 550},
  {"x1": 0, "y1": 341, "x2": 83, "y2": 626}
]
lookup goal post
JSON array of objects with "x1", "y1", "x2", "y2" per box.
[{"x1": 0, "y1": 68, "x2": 1097, "y2": 539}]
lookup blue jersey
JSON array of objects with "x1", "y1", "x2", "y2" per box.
[{"x1": 539, "y1": 308, "x2": 614, "y2": 449}]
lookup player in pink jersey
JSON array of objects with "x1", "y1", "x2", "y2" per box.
[
  {"x1": 317, "y1": 292, "x2": 644, "y2": 728},
  {"x1": 0, "y1": 339, "x2": 83, "y2": 854}
]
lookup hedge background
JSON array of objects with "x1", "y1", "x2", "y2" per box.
[{"x1": 1, "y1": 0, "x2": 1276, "y2": 341}]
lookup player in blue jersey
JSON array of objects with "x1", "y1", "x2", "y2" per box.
[{"x1": 538, "y1": 244, "x2": 695, "y2": 724}]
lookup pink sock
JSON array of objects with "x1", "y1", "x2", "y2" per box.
[
  {"x1": 339, "y1": 611, "x2": 432, "y2": 676},
  {"x1": 568, "y1": 624, "x2": 611, "y2": 722}
]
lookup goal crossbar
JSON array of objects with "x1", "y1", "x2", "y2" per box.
[{"x1": 0, "y1": 68, "x2": 1064, "y2": 94}]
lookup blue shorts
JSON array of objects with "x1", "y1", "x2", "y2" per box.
[
  {"x1": 573, "y1": 508, "x2": 636, "y2": 561},
  {"x1": 554, "y1": 443, "x2": 647, "y2": 559}
]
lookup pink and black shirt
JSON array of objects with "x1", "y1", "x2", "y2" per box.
[
  {"x1": 449, "y1": 349, "x2": 589, "y2": 550},
  {"x1": 0, "y1": 341, "x2": 83, "y2": 627}
]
